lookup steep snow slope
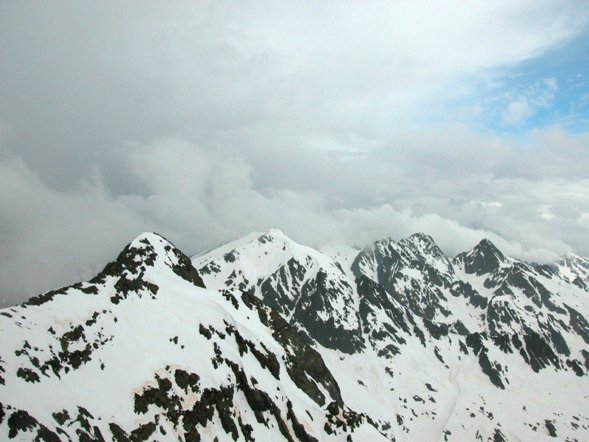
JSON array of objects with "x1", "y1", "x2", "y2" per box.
[
  {"x1": 2, "y1": 229, "x2": 589, "y2": 441},
  {"x1": 196, "y1": 230, "x2": 589, "y2": 441},
  {"x1": 0, "y1": 233, "x2": 384, "y2": 441},
  {"x1": 454, "y1": 239, "x2": 589, "y2": 375},
  {"x1": 558, "y1": 253, "x2": 589, "y2": 290},
  {"x1": 193, "y1": 229, "x2": 363, "y2": 353}
]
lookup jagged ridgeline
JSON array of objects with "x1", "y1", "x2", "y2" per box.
[{"x1": 1, "y1": 230, "x2": 589, "y2": 441}]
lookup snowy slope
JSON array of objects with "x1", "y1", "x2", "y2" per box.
[
  {"x1": 193, "y1": 229, "x2": 363, "y2": 353},
  {"x1": 195, "y1": 230, "x2": 589, "y2": 441},
  {"x1": 557, "y1": 253, "x2": 589, "y2": 291},
  {"x1": 2, "y1": 230, "x2": 589, "y2": 441},
  {"x1": 0, "y1": 233, "x2": 384, "y2": 441}
]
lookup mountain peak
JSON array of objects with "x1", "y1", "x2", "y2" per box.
[
  {"x1": 458, "y1": 238, "x2": 505, "y2": 275},
  {"x1": 99, "y1": 231, "x2": 205, "y2": 289},
  {"x1": 558, "y1": 252, "x2": 589, "y2": 289},
  {"x1": 474, "y1": 238, "x2": 505, "y2": 259},
  {"x1": 406, "y1": 232, "x2": 440, "y2": 250},
  {"x1": 562, "y1": 252, "x2": 589, "y2": 266},
  {"x1": 477, "y1": 238, "x2": 497, "y2": 249},
  {"x1": 399, "y1": 232, "x2": 447, "y2": 263},
  {"x1": 408, "y1": 232, "x2": 436, "y2": 243},
  {"x1": 113, "y1": 232, "x2": 176, "y2": 271},
  {"x1": 257, "y1": 228, "x2": 291, "y2": 244},
  {"x1": 128, "y1": 231, "x2": 170, "y2": 248}
]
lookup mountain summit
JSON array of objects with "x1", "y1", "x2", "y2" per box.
[
  {"x1": 455, "y1": 238, "x2": 506, "y2": 276},
  {"x1": 1, "y1": 230, "x2": 588, "y2": 441}
]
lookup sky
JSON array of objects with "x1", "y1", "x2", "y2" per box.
[{"x1": 1, "y1": 1, "x2": 589, "y2": 306}]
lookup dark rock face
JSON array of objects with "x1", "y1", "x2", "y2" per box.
[
  {"x1": 166, "y1": 246, "x2": 206, "y2": 289},
  {"x1": 450, "y1": 281, "x2": 487, "y2": 309},
  {"x1": 94, "y1": 234, "x2": 205, "y2": 305},
  {"x1": 521, "y1": 329, "x2": 560, "y2": 372},
  {"x1": 197, "y1": 233, "x2": 364, "y2": 355},
  {"x1": 261, "y1": 258, "x2": 307, "y2": 316},
  {"x1": 465, "y1": 333, "x2": 505, "y2": 389},
  {"x1": 458, "y1": 239, "x2": 505, "y2": 276},
  {"x1": 493, "y1": 428, "x2": 508, "y2": 442},
  {"x1": 133, "y1": 367, "x2": 244, "y2": 442},
  {"x1": 261, "y1": 260, "x2": 364, "y2": 355},
  {"x1": 545, "y1": 419, "x2": 557, "y2": 437},
  {"x1": 3, "y1": 405, "x2": 108, "y2": 442},
  {"x1": 241, "y1": 291, "x2": 344, "y2": 407},
  {"x1": 22, "y1": 233, "x2": 205, "y2": 312},
  {"x1": 259, "y1": 258, "x2": 363, "y2": 354},
  {"x1": 352, "y1": 235, "x2": 455, "y2": 324},
  {"x1": 7, "y1": 409, "x2": 62, "y2": 441},
  {"x1": 293, "y1": 270, "x2": 364, "y2": 354},
  {"x1": 567, "y1": 305, "x2": 589, "y2": 345},
  {"x1": 356, "y1": 274, "x2": 413, "y2": 359}
]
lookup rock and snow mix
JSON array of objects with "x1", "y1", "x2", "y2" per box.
[{"x1": 1, "y1": 230, "x2": 588, "y2": 441}]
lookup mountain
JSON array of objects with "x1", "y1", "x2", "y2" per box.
[
  {"x1": 193, "y1": 229, "x2": 363, "y2": 353},
  {"x1": 1, "y1": 230, "x2": 589, "y2": 441},
  {"x1": 0, "y1": 233, "x2": 383, "y2": 441},
  {"x1": 558, "y1": 253, "x2": 589, "y2": 291}
]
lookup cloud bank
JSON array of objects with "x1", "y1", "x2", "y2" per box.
[
  {"x1": 1, "y1": 129, "x2": 587, "y2": 306},
  {"x1": 1, "y1": 1, "x2": 588, "y2": 305}
]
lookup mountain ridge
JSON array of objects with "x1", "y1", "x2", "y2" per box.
[{"x1": 1, "y1": 229, "x2": 588, "y2": 441}]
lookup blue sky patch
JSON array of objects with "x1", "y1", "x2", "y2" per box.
[{"x1": 481, "y1": 33, "x2": 589, "y2": 134}]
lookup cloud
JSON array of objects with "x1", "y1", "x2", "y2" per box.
[
  {"x1": 1, "y1": 2, "x2": 589, "y2": 305},
  {"x1": 502, "y1": 98, "x2": 535, "y2": 125},
  {"x1": 1, "y1": 1, "x2": 587, "y2": 187},
  {"x1": 500, "y1": 77, "x2": 560, "y2": 126},
  {"x1": 0, "y1": 156, "x2": 148, "y2": 306},
  {"x1": 578, "y1": 213, "x2": 589, "y2": 227},
  {"x1": 1, "y1": 127, "x2": 588, "y2": 306}
]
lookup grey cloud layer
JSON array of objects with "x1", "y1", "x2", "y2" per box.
[
  {"x1": 1, "y1": 1, "x2": 588, "y2": 305},
  {"x1": 1, "y1": 131, "x2": 587, "y2": 306}
]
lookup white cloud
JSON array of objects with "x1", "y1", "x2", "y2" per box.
[
  {"x1": 531, "y1": 77, "x2": 558, "y2": 107},
  {"x1": 500, "y1": 77, "x2": 561, "y2": 126},
  {"x1": 472, "y1": 201, "x2": 503, "y2": 209},
  {"x1": 2, "y1": 126, "x2": 588, "y2": 305},
  {"x1": 1, "y1": 2, "x2": 589, "y2": 305},
  {"x1": 578, "y1": 213, "x2": 589, "y2": 227},
  {"x1": 539, "y1": 205, "x2": 556, "y2": 220},
  {"x1": 502, "y1": 98, "x2": 534, "y2": 125},
  {"x1": 0, "y1": 156, "x2": 148, "y2": 306},
  {"x1": 543, "y1": 77, "x2": 558, "y2": 92}
]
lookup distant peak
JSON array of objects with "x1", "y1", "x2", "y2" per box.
[
  {"x1": 129, "y1": 231, "x2": 170, "y2": 248},
  {"x1": 563, "y1": 252, "x2": 589, "y2": 263},
  {"x1": 371, "y1": 233, "x2": 439, "y2": 251},
  {"x1": 460, "y1": 238, "x2": 505, "y2": 275},
  {"x1": 99, "y1": 232, "x2": 204, "y2": 288},
  {"x1": 108, "y1": 232, "x2": 175, "y2": 272},
  {"x1": 408, "y1": 232, "x2": 436, "y2": 244},
  {"x1": 477, "y1": 238, "x2": 495, "y2": 248},
  {"x1": 473, "y1": 238, "x2": 504, "y2": 259},
  {"x1": 267, "y1": 227, "x2": 288, "y2": 237},
  {"x1": 401, "y1": 233, "x2": 444, "y2": 257},
  {"x1": 258, "y1": 228, "x2": 291, "y2": 244}
]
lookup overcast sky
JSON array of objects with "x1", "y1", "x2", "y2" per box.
[{"x1": 1, "y1": 1, "x2": 589, "y2": 305}]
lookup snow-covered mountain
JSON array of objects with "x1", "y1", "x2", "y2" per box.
[
  {"x1": 193, "y1": 229, "x2": 363, "y2": 354},
  {"x1": 2, "y1": 230, "x2": 589, "y2": 441}
]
